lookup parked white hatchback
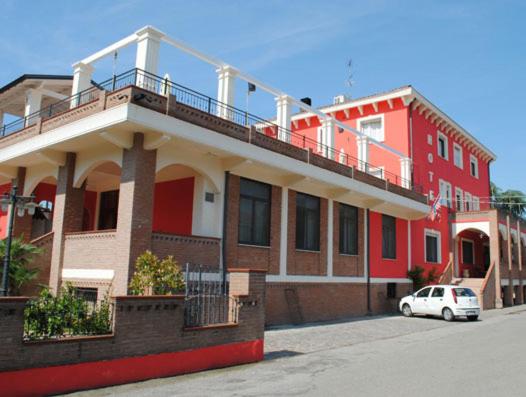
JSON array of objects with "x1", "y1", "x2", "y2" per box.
[{"x1": 399, "y1": 285, "x2": 480, "y2": 321}]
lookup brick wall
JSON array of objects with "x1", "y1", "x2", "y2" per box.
[
  {"x1": 287, "y1": 190, "x2": 328, "y2": 276},
  {"x1": 0, "y1": 270, "x2": 265, "y2": 375},
  {"x1": 265, "y1": 281, "x2": 410, "y2": 325},
  {"x1": 62, "y1": 230, "x2": 117, "y2": 269},
  {"x1": 225, "y1": 174, "x2": 281, "y2": 274},
  {"x1": 151, "y1": 232, "x2": 220, "y2": 267}
]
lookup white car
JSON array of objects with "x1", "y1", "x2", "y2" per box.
[{"x1": 399, "y1": 285, "x2": 480, "y2": 321}]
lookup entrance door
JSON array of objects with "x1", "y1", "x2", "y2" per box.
[
  {"x1": 98, "y1": 190, "x2": 119, "y2": 230},
  {"x1": 483, "y1": 245, "x2": 490, "y2": 272}
]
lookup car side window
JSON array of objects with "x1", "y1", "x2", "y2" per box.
[
  {"x1": 431, "y1": 287, "x2": 444, "y2": 298},
  {"x1": 416, "y1": 287, "x2": 432, "y2": 298}
]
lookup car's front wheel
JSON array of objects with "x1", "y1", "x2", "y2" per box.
[
  {"x1": 442, "y1": 307, "x2": 455, "y2": 322},
  {"x1": 467, "y1": 315, "x2": 478, "y2": 321},
  {"x1": 402, "y1": 303, "x2": 413, "y2": 317}
]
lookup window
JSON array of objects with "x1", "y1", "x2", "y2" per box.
[
  {"x1": 416, "y1": 287, "x2": 432, "y2": 298},
  {"x1": 316, "y1": 127, "x2": 324, "y2": 153},
  {"x1": 368, "y1": 166, "x2": 384, "y2": 180},
  {"x1": 382, "y1": 215, "x2": 396, "y2": 259},
  {"x1": 462, "y1": 239, "x2": 474, "y2": 264},
  {"x1": 439, "y1": 179, "x2": 452, "y2": 208},
  {"x1": 431, "y1": 287, "x2": 445, "y2": 298},
  {"x1": 387, "y1": 283, "x2": 397, "y2": 299},
  {"x1": 296, "y1": 193, "x2": 320, "y2": 251},
  {"x1": 425, "y1": 229, "x2": 441, "y2": 263},
  {"x1": 453, "y1": 143, "x2": 463, "y2": 168},
  {"x1": 465, "y1": 192, "x2": 472, "y2": 211},
  {"x1": 453, "y1": 287, "x2": 476, "y2": 297},
  {"x1": 437, "y1": 132, "x2": 448, "y2": 160},
  {"x1": 339, "y1": 204, "x2": 358, "y2": 255},
  {"x1": 470, "y1": 155, "x2": 479, "y2": 178},
  {"x1": 238, "y1": 178, "x2": 271, "y2": 246},
  {"x1": 358, "y1": 116, "x2": 384, "y2": 141},
  {"x1": 74, "y1": 287, "x2": 98, "y2": 309},
  {"x1": 473, "y1": 196, "x2": 480, "y2": 211},
  {"x1": 338, "y1": 148, "x2": 346, "y2": 164},
  {"x1": 455, "y1": 187, "x2": 464, "y2": 211}
]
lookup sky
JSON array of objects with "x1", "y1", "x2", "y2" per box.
[{"x1": 0, "y1": 0, "x2": 525, "y2": 192}]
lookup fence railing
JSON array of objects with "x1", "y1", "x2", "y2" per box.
[
  {"x1": 0, "y1": 67, "x2": 417, "y2": 191},
  {"x1": 184, "y1": 263, "x2": 237, "y2": 328}
]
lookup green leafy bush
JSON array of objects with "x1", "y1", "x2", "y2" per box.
[
  {"x1": 407, "y1": 265, "x2": 441, "y2": 292},
  {"x1": 129, "y1": 251, "x2": 185, "y2": 295},
  {"x1": 0, "y1": 236, "x2": 41, "y2": 295},
  {"x1": 24, "y1": 283, "x2": 112, "y2": 340}
]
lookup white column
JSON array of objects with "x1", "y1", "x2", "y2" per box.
[
  {"x1": 321, "y1": 118, "x2": 335, "y2": 159},
  {"x1": 216, "y1": 66, "x2": 237, "y2": 120},
  {"x1": 279, "y1": 187, "x2": 289, "y2": 276},
  {"x1": 276, "y1": 95, "x2": 292, "y2": 142},
  {"x1": 356, "y1": 135, "x2": 369, "y2": 172},
  {"x1": 400, "y1": 157, "x2": 412, "y2": 189},
  {"x1": 135, "y1": 26, "x2": 163, "y2": 89},
  {"x1": 71, "y1": 62, "x2": 94, "y2": 108},
  {"x1": 24, "y1": 89, "x2": 42, "y2": 126},
  {"x1": 327, "y1": 199, "x2": 334, "y2": 277}
]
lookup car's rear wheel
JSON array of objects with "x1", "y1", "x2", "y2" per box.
[
  {"x1": 402, "y1": 304, "x2": 413, "y2": 317},
  {"x1": 467, "y1": 315, "x2": 478, "y2": 321},
  {"x1": 442, "y1": 307, "x2": 455, "y2": 322}
]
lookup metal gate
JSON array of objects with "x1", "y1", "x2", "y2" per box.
[{"x1": 184, "y1": 264, "x2": 238, "y2": 327}]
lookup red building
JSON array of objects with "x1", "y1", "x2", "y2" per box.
[{"x1": 0, "y1": 26, "x2": 523, "y2": 324}]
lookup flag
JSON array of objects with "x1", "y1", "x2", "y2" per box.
[
  {"x1": 428, "y1": 195, "x2": 442, "y2": 221},
  {"x1": 248, "y1": 82, "x2": 256, "y2": 94}
]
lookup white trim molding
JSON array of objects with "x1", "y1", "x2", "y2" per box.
[
  {"x1": 451, "y1": 221, "x2": 490, "y2": 238},
  {"x1": 62, "y1": 268, "x2": 115, "y2": 280},
  {"x1": 356, "y1": 114, "x2": 385, "y2": 142}
]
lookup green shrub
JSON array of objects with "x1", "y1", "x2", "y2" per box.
[
  {"x1": 24, "y1": 283, "x2": 112, "y2": 340},
  {"x1": 129, "y1": 251, "x2": 185, "y2": 295},
  {"x1": 0, "y1": 236, "x2": 42, "y2": 295},
  {"x1": 407, "y1": 265, "x2": 441, "y2": 292}
]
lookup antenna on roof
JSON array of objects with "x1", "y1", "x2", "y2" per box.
[{"x1": 346, "y1": 58, "x2": 355, "y2": 94}]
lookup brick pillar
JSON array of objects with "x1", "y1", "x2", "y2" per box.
[
  {"x1": 229, "y1": 269, "x2": 266, "y2": 338},
  {"x1": 489, "y1": 210, "x2": 503, "y2": 308},
  {"x1": 115, "y1": 133, "x2": 156, "y2": 295},
  {"x1": 11, "y1": 168, "x2": 33, "y2": 241},
  {"x1": 48, "y1": 153, "x2": 85, "y2": 293}
]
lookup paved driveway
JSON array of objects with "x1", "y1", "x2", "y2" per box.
[{"x1": 69, "y1": 306, "x2": 526, "y2": 397}]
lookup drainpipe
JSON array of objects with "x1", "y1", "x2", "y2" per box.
[
  {"x1": 408, "y1": 98, "x2": 415, "y2": 186},
  {"x1": 221, "y1": 171, "x2": 230, "y2": 293},
  {"x1": 366, "y1": 208, "x2": 371, "y2": 315}
]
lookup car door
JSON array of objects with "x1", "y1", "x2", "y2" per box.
[
  {"x1": 428, "y1": 287, "x2": 445, "y2": 315},
  {"x1": 412, "y1": 287, "x2": 432, "y2": 314}
]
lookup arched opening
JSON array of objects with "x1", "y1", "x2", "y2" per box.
[
  {"x1": 82, "y1": 161, "x2": 122, "y2": 231},
  {"x1": 454, "y1": 227, "x2": 490, "y2": 278},
  {"x1": 30, "y1": 176, "x2": 57, "y2": 239}
]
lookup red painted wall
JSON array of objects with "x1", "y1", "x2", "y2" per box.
[
  {"x1": 0, "y1": 339, "x2": 263, "y2": 397},
  {"x1": 0, "y1": 183, "x2": 11, "y2": 239},
  {"x1": 33, "y1": 183, "x2": 56, "y2": 205},
  {"x1": 369, "y1": 211, "x2": 408, "y2": 278},
  {"x1": 83, "y1": 190, "x2": 97, "y2": 231},
  {"x1": 153, "y1": 177, "x2": 194, "y2": 235}
]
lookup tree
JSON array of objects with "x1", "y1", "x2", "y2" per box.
[
  {"x1": 491, "y1": 182, "x2": 526, "y2": 219},
  {"x1": 129, "y1": 251, "x2": 185, "y2": 295},
  {"x1": 0, "y1": 236, "x2": 42, "y2": 295}
]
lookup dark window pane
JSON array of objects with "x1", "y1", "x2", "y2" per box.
[
  {"x1": 454, "y1": 287, "x2": 476, "y2": 297},
  {"x1": 462, "y1": 240, "x2": 474, "y2": 264},
  {"x1": 382, "y1": 215, "x2": 396, "y2": 259},
  {"x1": 416, "y1": 287, "x2": 431, "y2": 298},
  {"x1": 238, "y1": 178, "x2": 271, "y2": 246},
  {"x1": 426, "y1": 234, "x2": 438, "y2": 263},
  {"x1": 296, "y1": 193, "x2": 320, "y2": 251},
  {"x1": 431, "y1": 287, "x2": 444, "y2": 297},
  {"x1": 339, "y1": 204, "x2": 358, "y2": 255},
  {"x1": 98, "y1": 190, "x2": 119, "y2": 230}
]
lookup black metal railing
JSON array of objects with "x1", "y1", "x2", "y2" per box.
[
  {"x1": 0, "y1": 67, "x2": 416, "y2": 191},
  {"x1": 183, "y1": 263, "x2": 237, "y2": 328}
]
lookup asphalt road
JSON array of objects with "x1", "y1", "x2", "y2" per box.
[{"x1": 69, "y1": 306, "x2": 526, "y2": 397}]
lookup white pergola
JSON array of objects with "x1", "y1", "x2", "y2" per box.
[{"x1": 71, "y1": 25, "x2": 412, "y2": 188}]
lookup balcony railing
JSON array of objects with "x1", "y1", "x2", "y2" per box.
[{"x1": 0, "y1": 68, "x2": 419, "y2": 193}]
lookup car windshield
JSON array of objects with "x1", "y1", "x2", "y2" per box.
[{"x1": 453, "y1": 288, "x2": 476, "y2": 297}]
